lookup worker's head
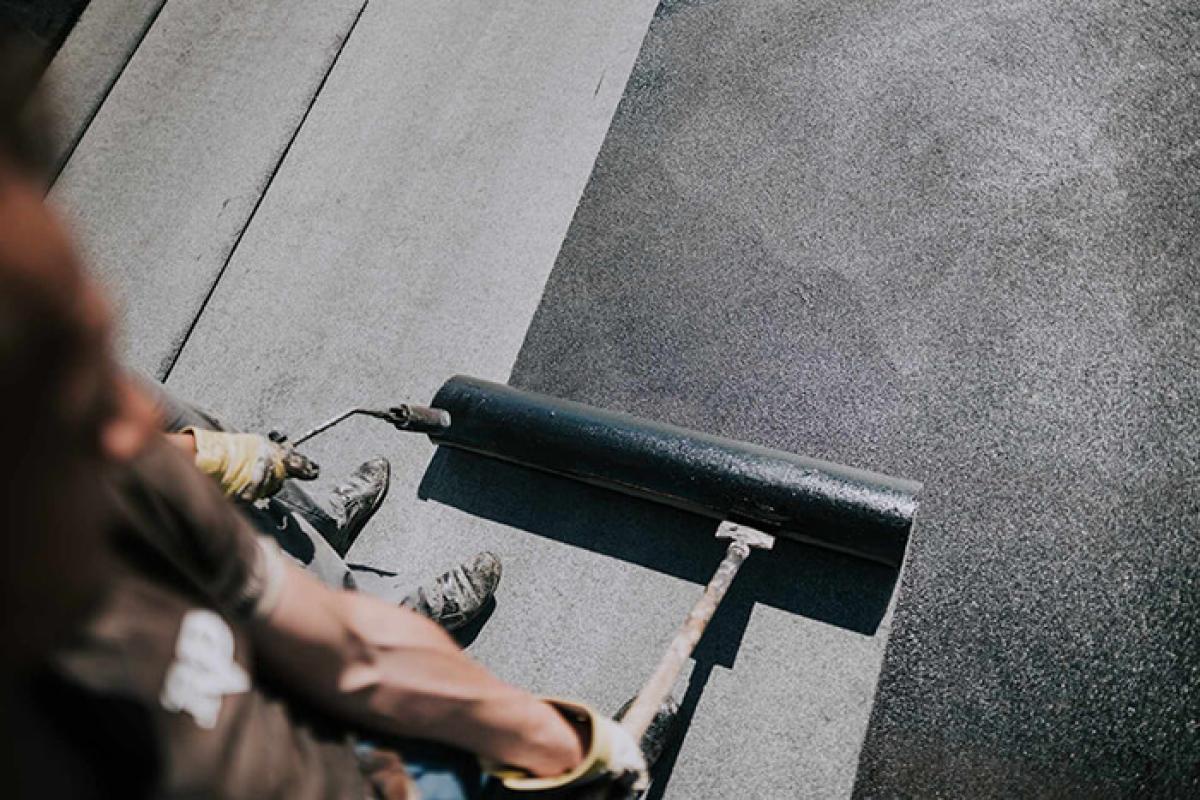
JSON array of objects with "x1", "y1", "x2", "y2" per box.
[{"x1": 0, "y1": 22, "x2": 158, "y2": 672}]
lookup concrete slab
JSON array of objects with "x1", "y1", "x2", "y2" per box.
[
  {"x1": 166, "y1": 0, "x2": 657, "y2": 435},
  {"x1": 49, "y1": 0, "x2": 365, "y2": 377},
  {"x1": 165, "y1": 0, "x2": 663, "y2": 770},
  {"x1": 42, "y1": 0, "x2": 166, "y2": 175},
  {"x1": 508, "y1": 0, "x2": 1200, "y2": 797}
]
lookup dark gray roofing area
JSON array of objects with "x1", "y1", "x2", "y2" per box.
[{"x1": 511, "y1": 1, "x2": 1200, "y2": 796}]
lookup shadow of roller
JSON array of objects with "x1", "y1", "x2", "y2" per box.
[{"x1": 419, "y1": 446, "x2": 899, "y2": 635}]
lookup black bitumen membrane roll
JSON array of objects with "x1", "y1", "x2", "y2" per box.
[{"x1": 429, "y1": 375, "x2": 921, "y2": 567}]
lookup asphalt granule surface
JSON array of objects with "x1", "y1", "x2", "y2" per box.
[{"x1": 511, "y1": 1, "x2": 1200, "y2": 795}]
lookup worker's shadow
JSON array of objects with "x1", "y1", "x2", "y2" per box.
[{"x1": 419, "y1": 447, "x2": 899, "y2": 798}]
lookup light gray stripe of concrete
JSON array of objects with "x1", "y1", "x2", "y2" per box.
[
  {"x1": 42, "y1": 0, "x2": 166, "y2": 176},
  {"x1": 166, "y1": 0, "x2": 657, "y2": 444},
  {"x1": 48, "y1": 0, "x2": 365, "y2": 378}
]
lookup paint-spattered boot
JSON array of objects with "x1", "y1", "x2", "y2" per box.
[
  {"x1": 401, "y1": 551, "x2": 502, "y2": 632},
  {"x1": 322, "y1": 457, "x2": 390, "y2": 556}
]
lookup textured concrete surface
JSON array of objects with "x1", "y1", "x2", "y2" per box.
[
  {"x1": 42, "y1": 0, "x2": 165, "y2": 174},
  {"x1": 49, "y1": 0, "x2": 364, "y2": 377},
  {"x1": 511, "y1": 0, "x2": 1200, "y2": 797},
  {"x1": 166, "y1": 0, "x2": 656, "y2": 441}
]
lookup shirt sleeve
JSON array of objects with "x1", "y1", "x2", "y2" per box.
[{"x1": 108, "y1": 437, "x2": 286, "y2": 621}]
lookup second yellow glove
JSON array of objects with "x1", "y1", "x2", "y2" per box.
[{"x1": 483, "y1": 699, "x2": 647, "y2": 793}]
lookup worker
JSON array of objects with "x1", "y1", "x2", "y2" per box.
[{"x1": 0, "y1": 23, "x2": 670, "y2": 799}]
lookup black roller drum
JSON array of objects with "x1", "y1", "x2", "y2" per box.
[{"x1": 429, "y1": 376, "x2": 921, "y2": 567}]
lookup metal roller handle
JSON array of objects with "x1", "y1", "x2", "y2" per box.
[{"x1": 276, "y1": 404, "x2": 451, "y2": 447}]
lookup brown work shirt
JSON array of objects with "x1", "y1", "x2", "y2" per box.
[{"x1": 41, "y1": 439, "x2": 409, "y2": 799}]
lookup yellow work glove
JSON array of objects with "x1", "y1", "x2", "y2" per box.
[
  {"x1": 186, "y1": 428, "x2": 317, "y2": 501},
  {"x1": 483, "y1": 699, "x2": 647, "y2": 794}
]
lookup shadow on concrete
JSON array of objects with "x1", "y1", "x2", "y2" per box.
[
  {"x1": 419, "y1": 447, "x2": 898, "y2": 637},
  {"x1": 449, "y1": 596, "x2": 497, "y2": 649},
  {"x1": 419, "y1": 447, "x2": 900, "y2": 796}
]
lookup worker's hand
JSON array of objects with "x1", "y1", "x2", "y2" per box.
[
  {"x1": 483, "y1": 699, "x2": 647, "y2": 794},
  {"x1": 186, "y1": 428, "x2": 319, "y2": 501}
]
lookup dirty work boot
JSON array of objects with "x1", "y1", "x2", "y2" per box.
[
  {"x1": 272, "y1": 456, "x2": 391, "y2": 557},
  {"x1": 401, "y1": 552, "x2": 502, "y2": 632},
  {"x1": 614, "y1": 695, "x2": 681, "y2": 795},
  {"x1": 320, "y1": 457, "x2": 391, "y2": 556}
]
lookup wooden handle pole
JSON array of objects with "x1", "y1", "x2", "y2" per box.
[{"x1": 619, "y1": 537, "x2": 753, "y2": 740}]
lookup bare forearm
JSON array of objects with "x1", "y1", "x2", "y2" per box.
[
  {"x1": 335, "y1": 589, "x2": 579, "y2": 766},
  {"x1": 165, "y1": 430, "x2": 196, "y2": 455},
  {"x1": 344, "y1": 641, "x2": 579, "y2": 769},
  {"x1": 251, "y1": 566, "x2": 582, "y2": 775}
]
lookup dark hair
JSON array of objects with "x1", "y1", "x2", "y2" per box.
[
  {"x1": 0, "y1": 19, "x2": 80, "y2": 432},
  {"x1": 0, "y1": 18, "x2": 52, "y2": 175}
]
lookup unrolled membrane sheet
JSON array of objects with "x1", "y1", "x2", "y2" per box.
[{"x1": 508, "y1": 0, "x2": 1200, "y2": 795}]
